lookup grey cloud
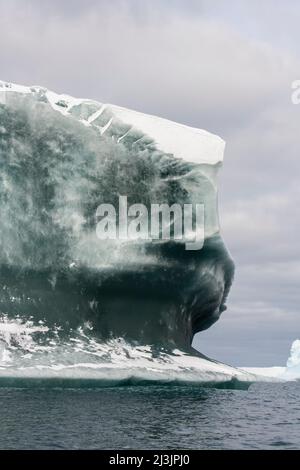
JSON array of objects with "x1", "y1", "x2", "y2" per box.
[{"x1": 0, "y1": 1, "x2": 296, "y2": 124}]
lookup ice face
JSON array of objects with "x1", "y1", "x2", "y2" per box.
[
  {"x1": 0, "y1": 81, "x2": 225, "y2": 267},
  {"x1": 282, "y1": 339, "x2": 300, "y2": 380},
  {"x1": 0, "y1": 81, "x2": 233, "y2": 351},
  {"x1": 287, "y1": 339, "x2": 300, "y2": 368}
]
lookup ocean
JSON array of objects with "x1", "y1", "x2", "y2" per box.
[{"x1": 0, "y1": 381, "x2": 299, "y2": 450}]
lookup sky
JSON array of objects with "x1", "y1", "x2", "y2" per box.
[{"x1": 0, "y1": 0, "x2": 299, "y2": 366}]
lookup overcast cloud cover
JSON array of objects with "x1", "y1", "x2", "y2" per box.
[{"x1": 0, "y1": 0, "x2": 299, "y2": 365}]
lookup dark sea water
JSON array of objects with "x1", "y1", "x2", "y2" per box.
[{"x1": 0, "y1": 381, "x2": 299, "y2": 450}]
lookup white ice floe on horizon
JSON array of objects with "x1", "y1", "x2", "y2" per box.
[{"x1": 241, "y1": 366, "x2": 285, "y2": 379}]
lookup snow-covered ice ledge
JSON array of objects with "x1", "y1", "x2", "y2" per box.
[{"x1": 0, "y1": 80, "x2": 225, "y2": 166}]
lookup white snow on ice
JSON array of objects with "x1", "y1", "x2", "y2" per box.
[
  {"x1": 0, "y1": 316, "x2": 282, "y2": 386},
  {"x1": 0, "y1": 81, "x2": 225, "y2": 166},
  {"x1": 109, "y1": 104, "x2": 225, "y2": 165}
]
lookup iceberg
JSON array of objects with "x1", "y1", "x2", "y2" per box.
[{"x1": 0, "y1": 80, "x2": 250, "y2": 387}]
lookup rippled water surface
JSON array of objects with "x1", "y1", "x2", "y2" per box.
[{"x1": 0, "y1": 382, "x2": 299, "y2": 449}]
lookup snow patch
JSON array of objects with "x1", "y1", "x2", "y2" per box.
[{"x1": 110, "y1": 104, "x2": 225, "y2": 165}]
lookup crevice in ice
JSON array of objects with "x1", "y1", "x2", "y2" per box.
[
  {"x1": 100, "y1": 117, "x2": 113, "y2": 135},
  {"x1": 87, "y1": 104, "x2": 106, "y2": 124}
]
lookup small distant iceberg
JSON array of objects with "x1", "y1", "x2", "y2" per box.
[
  {"x1": 282, "y1": 339, "x2": 300, "y2": 380},
  {"x1": 242, "y1": 339, "x2": 300, "y2": 381}
]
